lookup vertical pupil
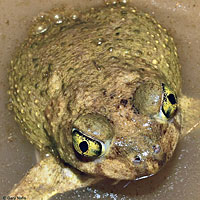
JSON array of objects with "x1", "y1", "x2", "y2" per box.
[
  {"x1": 79, "y1": 141, "x2": 88, "y2": 153},
  {"x1": 168, "y1": 94, "x2": 176, "y2": 104}
]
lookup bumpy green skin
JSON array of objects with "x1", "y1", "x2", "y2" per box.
[{"x1": 9, "y1": 4, "x2": 181, "y2": 180}]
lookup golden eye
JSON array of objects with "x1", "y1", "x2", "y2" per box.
[
  {"x1": 72, "y1": 128, "x2": 105, "y2": 158},
  {"x1": 161, "y1": 83, "x2": 177, "y2": 119}
]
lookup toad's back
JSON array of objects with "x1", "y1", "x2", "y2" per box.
[{"x1": 8, "y1": 4, "x2": 181, "y2": 150}]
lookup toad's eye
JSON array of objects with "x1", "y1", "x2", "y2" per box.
[
  {"x1": 161, "y1": 83, "x2": 177, "y2": 119},
  {"x1": 72, "y1": 128, "x2": 106, "y2": 158}
]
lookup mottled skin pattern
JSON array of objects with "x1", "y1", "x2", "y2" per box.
[{"x1": 8, "y1": 3, "x2": 182, "y2": 181}]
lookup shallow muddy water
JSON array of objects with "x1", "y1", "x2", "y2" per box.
[{"x1": 0, "y1": 0, "x2": 200, "y2": 199}]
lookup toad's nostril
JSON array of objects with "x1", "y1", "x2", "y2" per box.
[
  {"x1": 153, "y1": 144, "x2": 161, "y2": 154},
  {"x1": 133, "y1": 155, "x2": 142, "y2": 163}
]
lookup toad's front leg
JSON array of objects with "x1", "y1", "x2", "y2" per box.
[{"x1": 9, "y1": 155, "x2": 101, "y2": 200}]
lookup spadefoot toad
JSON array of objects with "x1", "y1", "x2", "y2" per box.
[{"x1": 8, "y1": 1, "x2": 200, "y2": 199}]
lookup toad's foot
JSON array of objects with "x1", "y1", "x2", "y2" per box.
[{"x1": 9, "y1": 155, "x2": 101, "y2": 200}]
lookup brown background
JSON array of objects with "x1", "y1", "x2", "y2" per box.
[{"x1": 0, "y1": 0, "x2": 200, "y2": 199}]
